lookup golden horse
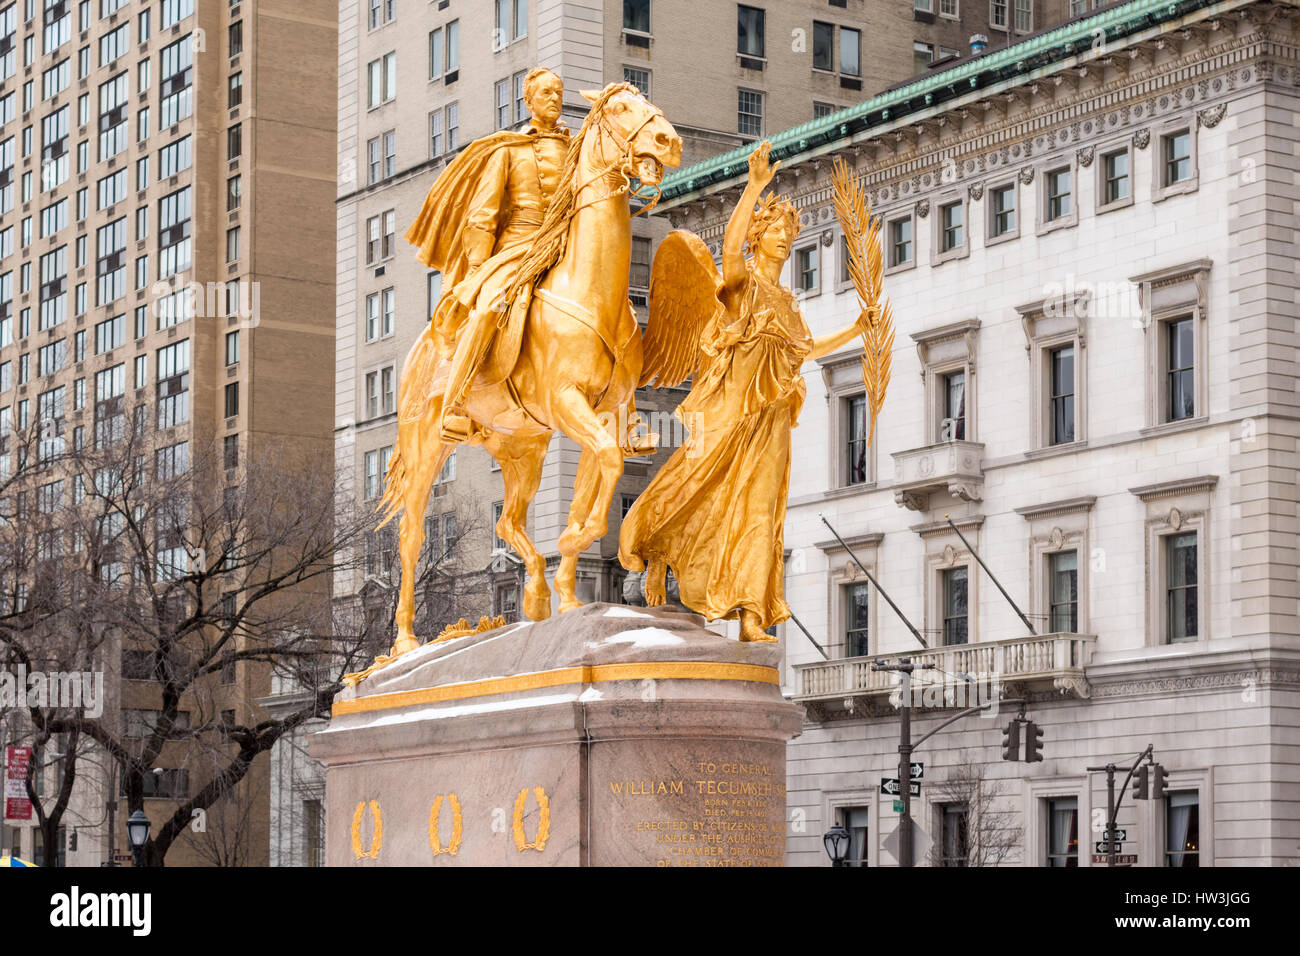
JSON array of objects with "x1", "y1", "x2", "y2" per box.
[{"x1": 378, "y1": 84, "x2": 683, "y2": 654}]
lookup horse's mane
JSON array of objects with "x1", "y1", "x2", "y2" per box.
[{"x1": 504, "y1": 83, "x2": 639, "y2": 307}]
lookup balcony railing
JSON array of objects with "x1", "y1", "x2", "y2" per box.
[{"x1": 793, "y1": 632, "x2": 1096, "y2": 704}]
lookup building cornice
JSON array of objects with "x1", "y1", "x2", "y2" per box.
[
  {"x1": 813, "y1": 532, "x2": 884, "y2": 554},
  {"x1": 1128, "y1": 474, "x2": 1220, "y2": 500},
  {"x1": 1014, "y1": 495, "x2": 1099, "y2": 519},
  {"x1": 910, "y1": 514, "x2": 986, "y2": 538}
]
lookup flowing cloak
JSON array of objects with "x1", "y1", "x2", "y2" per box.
[
  {"x1": 404, "y1": 130, "x2": 565, "y2": 355},
  {"x1": 618, "y1": 271, "x2": 814, "y2": 630}
]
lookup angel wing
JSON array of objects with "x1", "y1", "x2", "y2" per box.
[{"x1": 639, "y1": 230, "x2": 724, "y2": 389}]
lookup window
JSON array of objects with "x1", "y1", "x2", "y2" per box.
[
  {"x1": 813, "y1": 101, "x2": 834, "y2": 120},
  {"x1": 428, "y1": 26, "x2": 444, "y2": 79},
  {"x1": 989, "y1": 183, "x2": 1015, "y2": 237},
  {"x1": 224, "y1": 434, "x2": 238, "y2": 469},
  {"x1": 1165, "y1": 793, "x2": 1199, "y2": 867},
  {"x1": 942, "y1": 567, "x2": 968, "y2": 645},
  {"x1": 39, "y1": 245, "x2": 67, "y2": 329},
  {"x1": 225, "y1": 226, "x2": 240, "y2": 263},
  {"x1": 363, "y1": 446, "x2": 392, "y2": 499},
  {"x1": 940, "y1": 0, "x2": 959, "y2": 15},
  {"x1": 737, "y1": 89, "x2": 763, "y2": 138},
  {"x1": 367, "y1": 0, "x2": 393, "y2": 30},
  {"x1": 1102, "y1": 149, "x2": 1129, "y2": 205},
  {"x1": 160, "y1": 36, "x2": 195, "y2": 130},
  {"x1": 159, "y1": 136, "x2": 192, "y2": 179},
  {"x1": 384, "y1": 130, "x2": 396, "y2": 178},
  {"x1": 837, "y1": 807, "x2": 869, "y2": 867},
  {"x1": 492, "y1": 501, "x2": 507, "y2": 551},
  {"x1": 224, "y1": 381, "x2": 239, "y2": 418},
  {"x1": 161, "y1": 0, "x2": 193, "y2": 30},
  {"x1": 1046, "y1": 797, "x2": 1078, "y2": 866},
  {"x1": 138, "y1": 58, "x2": 150, "y2": 94},
  {"x1": 624, "y1": 0, "x2": 650, "y2": 33},
  {"x1": 629, "y1": 236, "x2": 650, "y2": 291},
  {"x1": 96, "y1": 169, "x2": 126, "y2": 210},
  {"x1": 1166, "y1": 317, "x2": 1194, "y2": 421},
  {"x1": 158, "y1": 186, "x2": 192, "y2": 279},
  {"x1": 227, "y1": 123, "x2": 241, "y2": 160},
  {"x1": 227, "y1": 175, "x2": 241, "y2": 211},
  {"x1": 1165, "y1": 532, "x2": 1197, "y2": 643},
  {"x1": 442, "y1": 513, "x2": 458, "y2": 558},
  {"x1": 737, "y1": 5, "x2": 764, "y2": 59},
  {"x1": 138, "y1": 8, "x2": 149, "y2": 41},
  {"x1": 940, "y1": 200, "x2": 963, "y2": 252},
  {"x1": 41, "y1": 57, "x2": 68, "y2": 99},
  {"x1": 446, "y1": 103, "x2": 459, "y2": 151},
  {"x1": 1048, "y1": 550, "x2": 1077, "y2": 632},
  {"x1": 844, "y1": 582, "x2": 868, "y2": 657},
  {"x1": 1046, "y1": 167, "x2": 1071, "y2": 221},
  {"x1": 623, "y1": 65, "x2": 649, "y2": 97},
  {"x1": 227, "y1": 72, "x2": 242, "y2": 109},
  {"x1": 305, "y1": 800, "x2": 325, "y2": 868},
  {"x1": 990, "y1": 0, "x2": 1007, "y2": 25},
  {"x1": 155, "y1": 339, "x2": 190, "y2": 430},
  {"x1": 94, "y1": 363, "x2": 125, "y2": 448},
  {"x1": 95, "y1": 218, "x2": 126, "y2": 305},
  {"x1": 229, "y1": 20, "x2": 243, "y2": 57},
  {"x1": 889, "y1": 216, "x2": 913, "y2": 267},
  {"x1": 367, "y1": 53, "x2": 396, "y2": 108},
  {"x1": 94, "y1": 314, "x2": 123, "y2": 353},
  {"x1": 942, "y1": 370, "x2": 965, "y2": 439},
  {"x1": 939, "y1": 805, "x2": 968, "y2": 867},
  {"x1": 819, "y1": 24, "x2": 853, "y2": 79},
  {"x1": 445, "y1": 19, "x2": 458, "y2": 72},
  {"x1": 225, "y1": 330, "x2": 239, "y2": 367},
  {"x1": 0, "y1": 5, "x2": 15, "y2": 82},
  {"x1": 1163, "y1": 129, "x2": 1191, "y2": 186},
  {"x1": 43, "y1": 0, "x2": 69, "y2": 53},
  {"x1": 98, "y1": 21, "x2": 128, "y2": 66},
  {"x1": 428, "y1": 109, "x2": 444, "y2": 157},
  {"x1": 845, "y1": 394, "x2": 869, "y2": 485},
  {"x1": 1048, "y1": 345, "x2": 1074, "y2": 444},
  {"x1": 913, "y1": 41, "x2": 933, "y2": 73},
  {"x1": 39, "y1": 198, "x2": 66, "y2": 236},
  {"x1": 41, "y1": 105, "x2": 69, "y2": 189},
  {"x1": 1014, "y1": 0, "x2": 1032, "y2": 30},
  {"x1": 795, "y1": 245, "x2": 818, "y2": 294},
  {"x1": 494, "y1": 78, "x2": 510, "y2": 130}
]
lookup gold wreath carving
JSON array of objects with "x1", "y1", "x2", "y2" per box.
[
  {"x1": 428, "y1": 793, "x2": 464, "y2": 857},
  {"x1": 512, "y1": 786, "x2": 551, "y2": 853},
  {"x1": 351, "y1": 800, "x2": 382, "y2": 860}
]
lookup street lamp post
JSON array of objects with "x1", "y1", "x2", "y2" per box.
[
  {"x1": 823, "y1": 823, "x2": 851, "y2": 867},
  {"x1": 126, "y1": 810, "x2": 151, "y2": 868}
]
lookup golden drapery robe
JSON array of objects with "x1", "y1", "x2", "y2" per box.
[{"x1": 619, "y1": 270, "x2": 813, "y2": 629}]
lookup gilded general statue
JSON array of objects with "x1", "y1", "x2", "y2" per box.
[{"x1": 375, "y1": 75, "x2": 683, "y2": 657}]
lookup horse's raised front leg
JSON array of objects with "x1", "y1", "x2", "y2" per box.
[
  {"x1": 482, "y1": 430, "x2": 553, "y2": 622},
  {"x1": 549, "y1": 385, "x2": 625, "y2": 612}
]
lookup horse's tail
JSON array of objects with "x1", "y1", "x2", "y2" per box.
[{"x1": 376, "y1": 326, "x2": 443, "y2": 530}]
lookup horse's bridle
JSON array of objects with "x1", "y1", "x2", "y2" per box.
[{"x1": 570, "y1": 94, "x2": 667, "y2": 219}]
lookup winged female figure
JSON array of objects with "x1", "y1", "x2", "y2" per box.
[{"x1": 619, "y1": 142, "x2": 876, "y2": 642}]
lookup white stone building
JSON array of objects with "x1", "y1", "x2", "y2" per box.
[{"x1": 657, "y1": 0, "x2": 1300, "y2": 866}]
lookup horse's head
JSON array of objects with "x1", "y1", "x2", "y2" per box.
[{"x1": 580, "y1": 84, "x2": 682, "y2": 188}]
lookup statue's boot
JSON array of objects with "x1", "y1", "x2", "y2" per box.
[{"x1": 439, "y1": 309, "x2": 496, "y2": 443}]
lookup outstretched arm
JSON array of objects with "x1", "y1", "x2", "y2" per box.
[
  {"x1": 808, "y1": 306, "x2": 879, "y2": 361},
  {"x1": 720, "y1": 142, "x2": 780, "y2": 310}
]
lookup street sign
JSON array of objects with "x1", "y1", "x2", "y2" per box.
[
  {"x1": 1092, "y1": 854, "x2": 1137, "y2": 865},
  {"x1": 892, "y1": 800, "x2": 904, "y2": 813},
  {"x1": 880, "y1": 777, "x2": 921, "y2": 797},
  {"x1": 909, "y1": 762, "x2": 924, "y2": 780},
  {"x1": 1095, "y1": 841, "x2": 1122, "y2": 854},
  {"x1": 1103, "y1": 829, "x2": 1126, "y2": 842},
  {"x1": 4, "y1": 746, "x2": 32, "y2": 821}
]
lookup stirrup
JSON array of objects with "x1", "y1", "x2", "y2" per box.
[{"x1": 439, "y1": 411, "x2": 474, "y2": 444}]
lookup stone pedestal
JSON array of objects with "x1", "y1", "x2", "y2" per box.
[{"x1": 310, "y1": 603, "x2": 803, "y2": 866}]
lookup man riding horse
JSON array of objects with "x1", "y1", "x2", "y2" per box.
[{"x1": 406, "y1": 67, "x2": 570, "y2": 444}]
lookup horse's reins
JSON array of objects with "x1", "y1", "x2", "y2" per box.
[{"x1": 569, "y1": 96, "x2": 665, "y2": 218}]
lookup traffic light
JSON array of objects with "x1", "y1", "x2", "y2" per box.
[
  {"x1": 1024, "y1": 720, "x2": 1044, "y2": 762},
  {"x1": 1001, "y1": 720, "x2": 1020, "y2": 761},
  {"x1": 1150, "y1": 762, "x2": 1167, "y2": 800},
  {"x1": 1132, "y1": 764, "x2": 1149, "y2": 800}
]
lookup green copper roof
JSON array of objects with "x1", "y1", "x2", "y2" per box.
[{"x1": 660, "y1": 0, "x2": 1232, "y2": 201}]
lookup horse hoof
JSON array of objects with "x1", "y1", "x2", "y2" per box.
[
  {"x1": 524, "y1": 588, "x2": 551, "y2": 622},
  {"x1": 390, "y1": 634, "x2": 420, "y2": 655},
  {"x1": 558, "y1": 600, "x2": 583, "y2": 614}
]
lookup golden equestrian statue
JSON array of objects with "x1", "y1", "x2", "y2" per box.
[
  {"x1": 375, "y1": 77, "x2": 682, "y2": 657},
  {"x1": 618, "y1": 143, "x2": 894, "y2": 643}
]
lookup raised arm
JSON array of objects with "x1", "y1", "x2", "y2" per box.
[
  {"x1": 720, "y1": 142, "x2": 780, "y2": 309},
  {"x1": 808, "y1": 306, "x2": 880, "y2": 361}
]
